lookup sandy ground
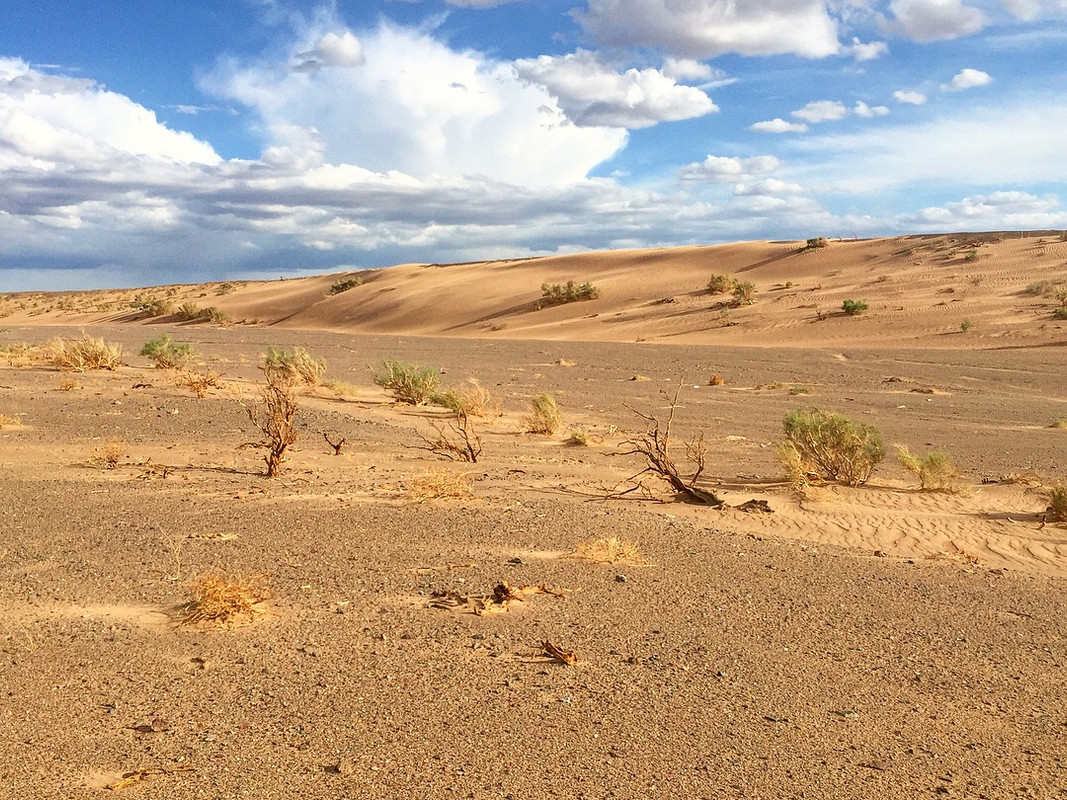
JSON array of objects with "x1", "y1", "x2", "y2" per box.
[{"x1": 2, "y1": 234, "x2": 1066, "y2": 798}]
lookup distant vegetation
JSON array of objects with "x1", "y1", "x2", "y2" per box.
[
  {"x1": 329, "y1": 277, "x2": 363, "y2": 295},
  {"x1": 538, "y1": 281, "x2": 600, "y2": 307},
  {"x1": 841, "y1": 299, "x2": 868, "y2": 315},
  {"x1": 805, "y1": 237, "x2": 829, "y2": 249}
]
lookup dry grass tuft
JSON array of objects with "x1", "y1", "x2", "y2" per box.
[
  {"x1": 570, "y1": 536, "x2": 649, "y2": 565},
  {"x1": 0, "y1": 413, "x2": 20, "y2": 428},
  {"x1": 181, "y1": 572, "x2": 271, "y2": 626},
  {"x1": 1050, "y1": 419, "x2": 1067, "y2": 429},
  {"x1": 708, "y1": 373, "x2": 725, "y2": 386},
  {"x1": 407, "y1": 470, "x2": 473, "y2": 502},
  {"x1": 522, "y1": 392, "x2": 562, "y2": 435},
  {"x1": 91, "y1": 440, "x2": 128, "y2": 469},
  {"x1": 179, "y1": 369, "x2": 222, "y2": 399},
  {"x1": 1, "y1": 343, "x2": 42, "y2": 368},
  {"x1": 58, "y1": 378, "x2": 77, "y2": 392},
  {"x1": 46, "y1": 334, "x2": 123, "y2": 372},
  {"x1": 434, "y1": 378, "x2": 501, "y2": 418}
]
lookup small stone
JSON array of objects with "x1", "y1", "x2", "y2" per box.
[
  {"x1": 507, "y1": 557, "x2": 523, "y2": 565},
  {"x1": 615, "y1": 574, "x2": 628, "y2": 583}
]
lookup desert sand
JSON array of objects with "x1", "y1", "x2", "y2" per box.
[{"x1": 1, "y1": 233, "x2": 1065, "y2": 798}]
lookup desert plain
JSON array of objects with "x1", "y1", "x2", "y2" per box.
[{"x1": 1, "y1": 232, "x2": 1065, "y2": 798}]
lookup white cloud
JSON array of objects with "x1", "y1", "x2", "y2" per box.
[
  {"x1": 751, "y1": 118, "x2": 809, "y2": 133},
  {"x1": 853, "y1": 101, "x2": 890, "y2": 117},
  {"x1": 733, "y1": 178, "x2": 806, "y2": 195},
  {"x1": 893, "y1": 89, "x2": 928, "y2": 104},
  {"x1": 661, "y1": 57, "x2": 714, "y2": 81},
  {"x1": 512, "y1": 50, "x2": 717, "y2": 129},
  {"x1": 792, "y1": 100, "x2": 848, "y2": 123},
  {"x1": 900, "y1": 190, "x2": 1066, "y2": 230},
  {"x1": 941, "y1": 67, "x2": 992, "y2": 91},
  {"x1": 847, "y1": 38, "x2": 890, "y2": 61},
  {"x1": 0, "y1": 57, "x2": 220, "y2": 167},
  {"x1": 882, "y1": 0, "x2": 987, "y2": 41},
  {"x1": 292, "y1": 31, "x2": 365, "y2": 71},
  {"x1": 203, "y1": 23, "x2": 628, "y2": 186},
  {"x1": 574, "y1": 0, "x2": 842, "y2": 59},
  {"x1": 790, "y1": 99, "x2": 1067, "y2": 192},
  {"x1": 680, "y1": 154, "x2": 781, "y2": 182}
]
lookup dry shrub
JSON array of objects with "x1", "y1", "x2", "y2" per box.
[
  {"x1": 415, "y1": 415, "x2": 482, "y2": 462},
  {"x1": 265, "y1": 346, "x2": 326, "y2": 385},
  {"x1": 180, "y1": 369, "x2": 222, "y2": 399},
  {"x1": 407, "y1": 470, "x2": 473, "y2": 502},
  {"x1": 708, "y1": 373, "x2": 725, "y2": 386},
  {"x1": 570, "y1": 536, "x2": 648, "y2": 565},
  {"x1": 522, "y1": 392, "x2": 562, "y2": 434},
  {"x1": 238, "y1": 370, "x2": 299, "y2": 477},
  {"x1": 1, "y1": 343, "x2": 41, "y2": 368},
  {"x1": 568, "y1": 428, "x2": 594, "y2": 446},
  {"x1": 0, "y1": 413, "x2": 20, "y2": 428},
  {"x1": 58, "y1": 378, "x2": 77, "y2": 391},
  {"x1": 91, "y1": 440, "x2": 127, "y2": 469},
  {"x1": 897, "y1": 446, "x2": 958, "y2": 492},
  {"x1": 47, "y1": 334, "x2": 123, "y2": 372},
  {"x1": 434, "y1": 378, "x2": 501, "y2": 418},
  {"x1": 1050, "y1": 419, "x2": 1067, "y2": 429},
  {"x1": 322, "y1": 379, "x2": 360, "y2": 397},
  {"x1": 181, "y1": 572, "x2": 271, "y2": 625},
  {"x1": 1047, "y1": 485, "x2": 1067, "y2": 523}
]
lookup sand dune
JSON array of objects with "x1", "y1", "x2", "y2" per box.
[{"x1": 5, "y1": 232, "x2": 1067, "y2": 348}]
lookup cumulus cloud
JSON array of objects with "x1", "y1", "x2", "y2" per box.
[
  {"x1": 574, "y1": 0, "x2": 842, "y2": 59},
  {"x1": 941, "y1": 67, "x2": 992, "y2": 90},
  {"x1": 847, "y1": 38, "x2": 890, "y2": 61},
  {"x1": 661, "y1": 57, "x2": 714, "y2": 81},
  {"x1": 853, "y1": 101, "x2": 890, "y2": 117},
  {"x1": 733, "y1": 178, "x2": 806, "y2": 196},
  {"x1": 292, "y1": 30, "x2": 364, "y2": 71},
  {"x1": 512, "y1": 50, "x2": 717, "y2": 129},
  {"x1": 893, "y1": 90, "x2": 928, "y2": 105},
  {"x1": 791, "y1": 100, "x2": 848, "y2": 123},
  {"x1": 751, "y1": 118, "x2": 809, "y2": 133},
  {"x1": 0, "y1": 57, "x2": 220, "y2": 167},
  {"x1": 679, "y1": 154, "x2": 781, "y2": 182},
  {"x1": 900, "y1": 190, "x2": 1066, "y2": 230},
  {"x1": 882, "y1": 0, "x2": 987, "y2": 42},
  {"x1": 203, "y1": 23, "x2": 628, "y2": 185}
]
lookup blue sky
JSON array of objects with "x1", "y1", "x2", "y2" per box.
[{"x1": 2, "y1": 0, "x2": 1066, "y2": 290}]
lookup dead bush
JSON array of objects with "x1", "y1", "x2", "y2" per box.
[
  {"x1": 413, "y1": 414, "x2": 482, "y2": 463},
  {"x1": 570, "y1": 536, "x2": 649, "y2": 565},
  {"x1": 407, "y1": 470, "x2": 473, "y2": 502},
  {"x1": 238, "y1": 370, "x2": 299, "y2": 478},
  {"x1": 181, "y1": 572, "x2": 271, "y2": 625}
]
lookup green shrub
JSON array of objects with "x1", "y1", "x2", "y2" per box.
[
  {"x1": 215, "y1": 282, "x2": 237, "y2": 295},
  {"x1": 374, "y1": 360, "x2": 442, "y2": 405},
  {"x1": 805, "y1": 237, "x2": 829, "y2": 249},
  {"x1": 1054, "y1": 308, "x2": 1067, "y2": 320},
  {"x1": 897, "y1": 446, "x2": 958, "y2": 491},
  {"x1": 1047, "y1": 485, "x2": 1067, "y2": 522},
  {"x1": 779, "y1": 408, "x2": 885, "y2": 486},
  {"x1": 176, "y1": 303, "x2": 227, "y2": 323},
  {"x1": 731, "y1": 281, "x2": 756, "y2": 306},
  {"x1": 706, "y1": 274, "x2": 735, "y2": 294},
  {"x1": 964, "y1": 248, "x2": 978, "y2": 262},
  {"x1": 140, "y1": 335, "x2": 195, "y2": 369},
  {"x1": 960, "y1": 319, "x2": 972, "y2": 332},
  {"x1": 329, "y1": 277, "x2": 363, "y2": 295},
  {"x1": 522, "y1": 392, "x2": 562, "y2": 435},
  {"x1": 539, "y1": 281, "x2": 600, "y2": 307},
  {"x1": 264, "y1": 346, "x2": 326, "y2": 385},
  {"x1": 842, "y1": 299, "x2": 868, "y2": 315}
]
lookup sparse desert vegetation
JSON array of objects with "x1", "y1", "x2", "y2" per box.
[
  {"x1": 47, "y1": 334, "x2": 123, "y2": 371},
  {"x1": 238, "y1": 367, "x2": 300, "y2": 477},
  {"x1": 778, "y1": 407, "x2": 885, "y2": 486},
  {"x1": 521, "y1": 392, "x2": 562, "y2": 434},
  {"x1": 265, "y1": 345, "x2": 326, "y2": 385},
  {"x1": 141, "y1": 334, "x2": 196, "y2": 368},
  {"x1": 375, "y1": 359, "x2": 442, "y2": 404},
  {"x1": 539, "y1": 280, "x2": 600, "y2": 307},
  {"x1": 897, "y1": 446, "x2": 959, "y2": 492}
]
